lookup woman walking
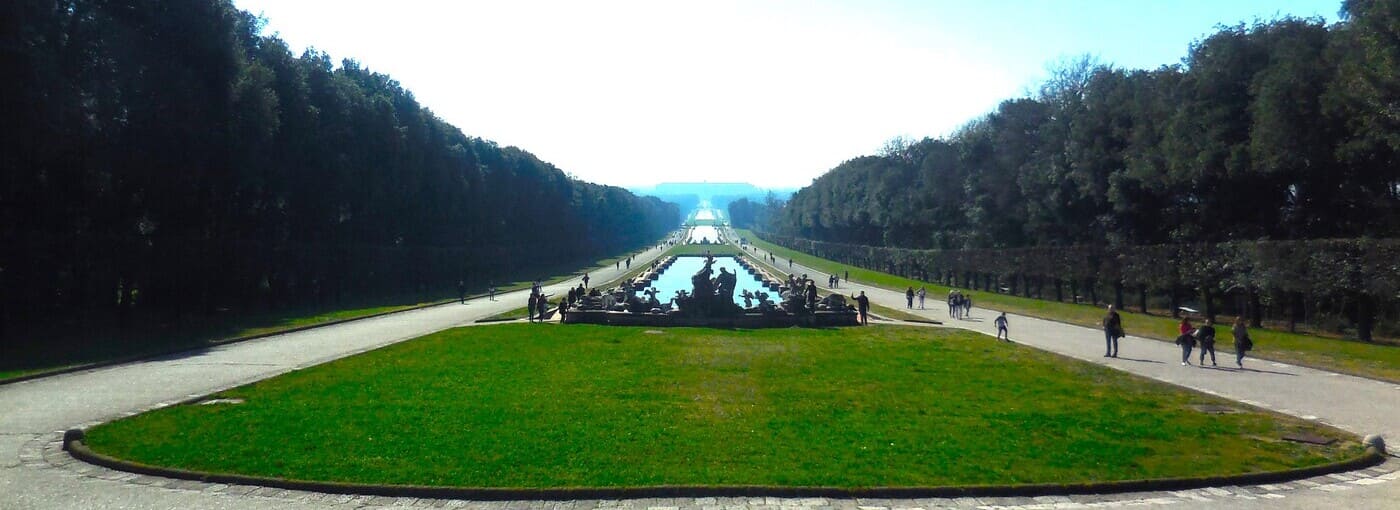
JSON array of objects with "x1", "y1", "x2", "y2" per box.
[
  {"x1": 1232, "y1": 316, "x2": 1253, "y2": 368},
  {"x1": 917, "y1": 286, "x2": 927, "y2": 309}
]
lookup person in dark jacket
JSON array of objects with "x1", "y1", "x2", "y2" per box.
[
  {"x1": 851, "y1": 291, "x2": 870, "y2": 325},
  {"x1": 1102, "y1": 305, "x2": 1123, "y2": 358},
  {"x1": 906, "y1": 287, "x2": 915, "y2": 309},
  {"x1": 1197, "y1": 318, "x2": 1217, "y2": 366},
  {"x1": 1232, "y1": 316, "x2": 1253, "y2": 368},
  {"x1": 1176, "y1": 329, "x2": 1196, "y2": 366},
  {"x1": 527, "y1": 292, "x2": 538, "y2": 322}
]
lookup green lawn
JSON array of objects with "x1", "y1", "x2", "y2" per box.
[
  {"x1": 736, "y1": 230, "x2": 1400, "y2": 383},
  {"x1": 86, "y1": 324, "x2": 1357, "y2": 488}
]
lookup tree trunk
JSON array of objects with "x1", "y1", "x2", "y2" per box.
[
  {"x1": 1022, "y1": 274, "x2": 1031, "y2": 298},
  {"x1": 1138, "y1": 285, "x2": 1148, "y2": 314},
  {"x1": 1288, "y1": 292, "x2": 1303, "y2": 333},
  {"x1": 1113, "y1": 281, "x2": 1124, "y2": 310},
  {"x1": 1356, "y1": 293, "x2": 1375, "y2": 343},
  {"x1": 1170, "y1": 285, "x2": 1180, "y2": 318},
  {"x1": 1202, "y1": 286, "x2": 1216, "y2": 322},
  {"x1": 1248, "y1": 290, "x2": 1262, "y2": 328},
  {"x1": 1070, "y1": 280, "x2": 1079, "y2": 304},
  {"x1": 1055, "y1": 279, "x2": 1063, "y2": 302},
  {"x1": 1089, "y1": 279, "x2": 1099, "y2": 306}
]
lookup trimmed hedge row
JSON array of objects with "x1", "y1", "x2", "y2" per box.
[{"x1": 753, "y1": 232, "x2": 1400, "y2": 341}]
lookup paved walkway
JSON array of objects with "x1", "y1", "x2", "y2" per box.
[{"x1": 2, "y1": 235, "x2": 1397, "y2": 509}]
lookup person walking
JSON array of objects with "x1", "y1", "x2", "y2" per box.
[
  {"x1": 1176, "y1": 327, "x2": 1196, "y2": 366},
  {"x1": 906, "y1": 287, "x2": 915, "y2": 309},
  {"x1": 917, "y1": 286, "x2": 926, "y2": 309},
  {"x1": 488, "y1": 281, "x2": 496, "y2": 301},
  {"x1": 457, "y1": 280, "x2": 466, "y2": 304},
  {"x1": 1197, "y1": 318, "x2": 1217, "y2": 366},
  {"x1": 582, "y1": 272, "x2": 590, "y2": 288},
  {"x1": 852, "y1": 291, "x2": 870, "y2": 325},
  {"x1": 1178, "y1": 317, "x2": 1193, "y2": 337},
  {"x1": 1102, "y1": 304, "x2": 1123, "y2": 358},
  {"x1": 964, "y1": 294, "x2": 973, "y2": 316},
  {"x1": 994, "y1": 312, "x2": 1010, "y2": 341},
  {"x1": 844, "y1": 270, "x2": 849, "y2": 282},
  {"x1": 527, "y1": 292, "x2": 538, "y2": 322},
  {"x1": 1232, "y1": 316, "x2": 1253, "y2": 368}
]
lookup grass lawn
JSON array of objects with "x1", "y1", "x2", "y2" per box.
[
  {"x1": 86, "y1": 324, "x2": 1357, "y2": 488},
  {"x1": 735, "y1": 230, "x2": 1400, "y2": 383}
]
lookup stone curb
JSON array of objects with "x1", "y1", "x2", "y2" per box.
[{"x1": 63, "y1": 430, "x2": 1383, "y2": 501}]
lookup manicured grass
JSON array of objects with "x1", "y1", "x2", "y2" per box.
[
  {"x1": 736, "y1": 230, "x2": 1400, "y2": 383},
  {"x1": 86, "y1": 324, "x2": 1357, "y2": 488}
]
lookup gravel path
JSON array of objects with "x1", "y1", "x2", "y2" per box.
[{"x1": 2, "y1": 238, "x2": 1396, "y2": 509}]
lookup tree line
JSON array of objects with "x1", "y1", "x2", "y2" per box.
[
  {"x1": 774, "y1": 4, "x2": 1397, "y2": 248},
  {"x1": 757, "y1": 1, "x2": 1400, "y2": 340},
  {"x1": 0, "y1": 0, "x2": 678, "y2": 347}
]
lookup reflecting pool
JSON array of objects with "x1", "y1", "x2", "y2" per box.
[{"x1": 635, "y1": 256, "x2": 769, "y2": 308}]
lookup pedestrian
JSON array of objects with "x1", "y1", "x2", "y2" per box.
[
  {"x1": 1232, "y1": 316, "x2": 1253, "y2": 368},
  {"x1": 1197, "y1": 318, "x2": 1217, "y2": 366},
  {"x1": 488, "y1": 281, "x2": 496, "y2": 301},
  {"x1": 994, "y1": 312, "x2": 1009, "y2": 341},
  {"x1": 852, "y1": 291, "x2": 870, "y2": 325},
  {"x1": 917, "y1": 286, "x2": 926, "y2": 309},
  {"x1": 527, "y1": 292, "x2": 538, "y2": 322},
  {"x1": 583, "y1": 272, "x2": 590, "y2": 288},
  {"x1": 805, "y1": 280, "x2": 818, "y2": 311},
  {"x1": 844, "y1": 270, "x2": 849, "y2": 283},
  {"x1": 457, "y1": 280, "x2": 466, "y2": 304},
  {"x1": 964, "y1": 294, "x2": 973, "y2": 316},
  {"x1": 1178, "y1": 317, "x2": 1194, "y2": 337},
  {"x1": 789, "y1": 258, "x2": 793, "y2": 268},
  {"x1": 1102, "y1": 304, "x2": 1122, "y2": 358},
  {"x1": 626, "y1": 258, "x2": 631, "y2": 269},
  {"x1": 906, "y1": 287, "x2": 915, "y2": 309},
  {"x1": 615, "y1": 260, "x2": 619, "y2": 269},
  {"x1": 1176, "y1": 327, "x2": 1196, "y2": 366},
  {"x1": 948, "y1": 292, "x2": 957, "y2": 318}
]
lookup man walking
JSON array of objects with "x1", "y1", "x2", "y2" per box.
[
  {"x1": 905, "y1": 287, "x2": 915, "y2": 309},
  {"x1": 457, "y1": 280, "x2": 466, "y2": 304},
  {"x1": 583, "y1": 272, "x2": 590, "y2": 288},
  {"x1": 995, "y1": 312, "x2": 1009, "y2": 341},
  {"x1": 1102, "y1": 304, "x2": 1123, "y2": 358},
  {"x1": 1197, "y1": 318, "x2": 1217, "y2": 366}
]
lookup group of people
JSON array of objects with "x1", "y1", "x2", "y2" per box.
[
  {"x1": 1174, "y1": 316, "x2": 1254, "y2": 368},
  {"x1": 903, "y1": 286, "x2": 931, "y2": 309},
  {"x1": 525, "y1": 281, "x2": 552, "y2": 322},
  {"x1": 826, "y1": 273, "x2": 841, "y2": 288},
  {"x1": 947, "y1": 290, "x2": 972, "y2": 318},
  {"x1": 1101, "y1": 304, "x2": 1255, "y2": 368}
]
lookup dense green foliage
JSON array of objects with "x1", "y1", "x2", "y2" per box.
[
  {"x1": 0, "y1": 1, "x2": 679, "y2": 349},
  {"x1": 764, "y1": 5, "x2": 1400, "y2": 341},
  {"x1": 86, "y1": 324, "x2": 1358, "y2": 488},
  {"x1": 774, "y1": 11, "x2": 1398, "y2": 247}
]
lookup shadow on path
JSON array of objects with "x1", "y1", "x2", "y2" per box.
[
  {"x1": 1111, "y1": 356, "x2": 1165, "y2": 364},
  {"x1": 1197, "y1": 364, "x2": 1298, "y2": 377}
]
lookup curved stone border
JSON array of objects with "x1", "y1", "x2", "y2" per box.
[{"x1": 64, "y1": 429, "x2": 1384, "y2": 501}]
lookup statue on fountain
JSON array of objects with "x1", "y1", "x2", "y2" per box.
[{"x1": 674, "y1": 254, "x2": 741, "y2": 317}]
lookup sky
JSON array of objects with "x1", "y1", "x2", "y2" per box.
[{"x1": 232, "y1": 0, "x2": 1343, "y2": 189}]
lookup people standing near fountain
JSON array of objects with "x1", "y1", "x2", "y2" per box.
[
  {"x1": 805, "y1": 280, "x2": 819, "y2": 311},
  {"x1": 852, "y1": 291, "x2": 870, "y2": 325}
]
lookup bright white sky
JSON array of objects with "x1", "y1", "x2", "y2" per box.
[{"x1": 233, "y1": 0, "x2": 1341, "y2": 189}]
